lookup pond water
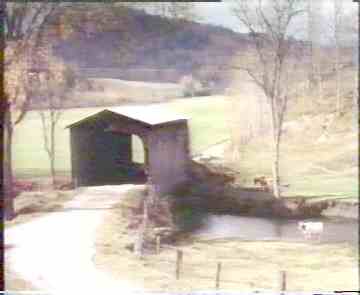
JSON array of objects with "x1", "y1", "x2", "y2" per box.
[{"x1": 192, "y1": 214, "x2": 358, "y2": 244}]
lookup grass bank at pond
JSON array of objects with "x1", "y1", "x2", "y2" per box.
[
  {"x1": 230, "y1": 134, "x2": 358, "y2": 199},
  {"x1": 95, "y1": 194, "x2": 358, "y2": 292}
]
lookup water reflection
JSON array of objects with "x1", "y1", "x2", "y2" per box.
[{"x1": 192, "y1": 214, "x2": 358, "y2": 243}]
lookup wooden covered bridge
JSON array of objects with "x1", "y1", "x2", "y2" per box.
[{"x1": 67, "y1": 106, "x2": 190, "y2": 195}]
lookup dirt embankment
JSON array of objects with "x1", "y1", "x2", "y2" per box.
[
  {"x1": 186, "y1": 160, "x2": 358, "y2": 220},
  {"x1": 320, "y1": 200, "x2": 358, "y2": 219}
]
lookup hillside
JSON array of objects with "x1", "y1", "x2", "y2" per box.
[
  {"x1": 49, "y1": 6, "x2": 250, "y2": 85},
  {"x1": 16, "y1": 4, "x2": 358, "y2": 199},
  {"x1": 200, "y1": 64, "x2": 358, "y2": 199}
]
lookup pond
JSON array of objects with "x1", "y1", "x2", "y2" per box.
[{"x1": 192, "y1": 214, "x2": 358, "y2": 244}]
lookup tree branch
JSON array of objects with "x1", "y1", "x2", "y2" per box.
[
  {"x1": 39, "y1": 110, "x2": 51, "y2": 156},
  {"x1": 231, "y1": 65, "x2": 267, "y2": 94}
]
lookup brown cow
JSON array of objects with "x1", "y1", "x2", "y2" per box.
[{"x1": 253, "y1": 176, "x2": 272, "y2": 192}]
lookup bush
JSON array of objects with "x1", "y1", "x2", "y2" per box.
[{"x1": 179, "y1": 75, "x2": 204, "y2": 97}]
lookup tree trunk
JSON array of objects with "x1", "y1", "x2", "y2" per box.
[
  {"x1": 269, "y1": 97, "x2": 281, "y2": 199},
  {"x1": 316, "y1": 64, "x2": 323, "y2": 102},
  {"x1": 334, "y1": 0, "x2": 343, "y2": 116},
  {"x1": 257, "y1": 96, "x2": 265, "y2": 135},
  {"x1": 353, "y1": 73, "x2": 358, "y2": 131},
  {"x1": 4, "y1": 108, "x2": 15, "y2": 220},
  {"x1": 307, "y1": 0, "x2": 317, "y2": 94},
  {"x1": 50, "y1": 119, "x2": 56, "y2": 188},
  {"x1": 134, "y1": 198, "x2": 148, "y2": 259},
  {"x1": 272, "y1": 133, "x2": 281, "y2": 199},
  {"x1": 335, "y1": 45, "x2": 341, "y2": 116}
]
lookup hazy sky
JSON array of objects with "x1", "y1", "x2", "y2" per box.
[
  {"x1": 194, "y1": 2, "x2": 243, "y2": 32},
  {"x1": 194, "y1": 0, "x2": 358, "y2": 35}
]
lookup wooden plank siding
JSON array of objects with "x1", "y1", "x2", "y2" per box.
[
  {"x1": 148, "y1": 122, "x2": 190, "y2": 195},
  {"x1": 68, "y1": 109, "x2": 190, "y2": 194}
]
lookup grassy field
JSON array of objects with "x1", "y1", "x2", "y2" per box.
[
  {"x1": 13, "y1": 93, "x2": 358, "y2": 199},
  {"x1": 8, "y1": 87, "x2": 358, "y2": 292},
  {"x1": 13, "y1": 96, "x2": 232, "y2": 178},
  {"x1": 96, "y1": 239, "x2": 358, "y2": 292},
  {"x1": 229, "y1": 132, "x2": 358, "y2": 198}
]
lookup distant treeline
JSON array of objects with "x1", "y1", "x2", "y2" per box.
[{"x1": 49, "y1": 6, "x2": 251, "y2": 83}]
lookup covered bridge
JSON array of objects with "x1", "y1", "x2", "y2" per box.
[{"x1": 67, "y1": 106, "x2": 190, "y2": 195}]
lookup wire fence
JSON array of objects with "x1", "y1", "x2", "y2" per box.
[
  {"x1": 137, "y1": 242, "x2": 289, "y2": 292},
  {"x1": 133, "y1": 240, "x2": 359, "y2": 294}
]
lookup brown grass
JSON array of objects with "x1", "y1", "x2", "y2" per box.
[
  {"x1": 95, "y1": 199, "x2": 359, "y2": 292},
  {"x1": 5, "y1": 190, "x2": 75, "y2": 228}
]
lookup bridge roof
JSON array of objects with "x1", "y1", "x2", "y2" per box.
[{"x1": 66, "y1": 104, "x2": 188, "y2": 128}]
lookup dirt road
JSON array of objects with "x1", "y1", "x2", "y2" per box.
[{"x1": 5, "y1": 185, "x2": 144, "y2": 295}]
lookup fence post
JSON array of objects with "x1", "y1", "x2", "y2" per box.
[
  {"x1": 134, "y1": 199, "x2": 148, "y2": 259},
  {"x1": 176, "y1": 249, "x2": 183, "y2": 280},
  {"x1": 215, "y1": 262, "x2": 222, "y2": 290},
  {"x1": 279, "y1": 270, "x2": 286, "y2": 293},
  {"x1": 156, "y1": 236, "x2": 161, "y2": 254}
]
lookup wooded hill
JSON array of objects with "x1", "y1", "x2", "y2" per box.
[{"x1": 48, "y1": 6, "x2": 252, "y2": 84}]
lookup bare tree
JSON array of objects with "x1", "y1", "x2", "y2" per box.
[
  {"x1": 232, "y1": 0, "x2": 305, "y2": 198},
  {"x1": 333, "y1": 0, "x2": 344, "y2": 116},
  {"x1": 34, "y1": 42, "x2": 76, "y2": 188},
  {"x1": 353, "y1": 73, "x2": 358, "y2": 131},
  {"x1": 4, "y1": 3, "x2": 62, "y2": 67},
  {"x1": 325, "y1": 1, "x2": 357, "y2": 116},
  {"x1": 306, "y1": 0, "x2": 315, "y2": 88},
  {"x1": 4, "y1": 43, "x2": 33, "y2": 218},
  {"x1": 3, "y1": 2, "x2": 62, "y2": 219},
  {"x1": 306, "y1": 0, "x2": 325, "y2": 103},
  {"x1": 349, "y1": 8, "x2": 359, "y2": 130},
  {"x1": 226, "y1": 75, "x2": 265, "y2": 163}
]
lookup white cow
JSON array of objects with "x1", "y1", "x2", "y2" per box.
[{"x1": 298, "y1": 221, "x2": 324, "y2": 241}]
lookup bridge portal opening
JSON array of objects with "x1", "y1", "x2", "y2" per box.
[
  {"x1": 132, "y1": 134, "x2": 145, "y2": 165},
  {"x1": 69, "y1": 120, "x2": 148, "y2": 187}
]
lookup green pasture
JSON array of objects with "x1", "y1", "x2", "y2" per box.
[
  {"x1": 13, "y1": 96, "x2": 232, "y2": 178},
  {"x1": 233, "y1": 133, "x2": 358, "y2": 199},
  {"x1": 12, "y1": 95, "x2": 358, "y2": 199}
]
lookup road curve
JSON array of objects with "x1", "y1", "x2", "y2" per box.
[{"x1": 5, "y1": 185, "x2": 145, "y2": 295}]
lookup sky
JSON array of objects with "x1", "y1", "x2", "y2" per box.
[
  {"x1": 194, "y1": 2, "x2": 243, "y2": 32},
  {"x1": 194, "y1": 1, "x2": 243, "y2": 32},
  {"x1": 194, "y1": 0, "x2": 359, "y2": 42},
  {"x1": 139, "y1": 0, "x2": 358, "y2": 45}
]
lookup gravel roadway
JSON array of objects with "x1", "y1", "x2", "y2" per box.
[{"x1": 5, "y1": 185, "x2": 144, "y2": 295}]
